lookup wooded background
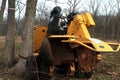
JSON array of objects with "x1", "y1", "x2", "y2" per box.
[
  {"x1": 0, "y1": 0, "x2": 120, "y2": 40},
  {"x1": 0, "y1": 0, "x2": 120, "y2": 77}
]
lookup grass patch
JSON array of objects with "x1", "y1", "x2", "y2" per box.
[{"x1": 0, "y1": 41, "x2": 23, "y2": 80}]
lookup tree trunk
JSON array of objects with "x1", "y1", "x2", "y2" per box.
[
  {"x1": 4, "y1": 0, "x2": 15, "y2": 66},
  {"x1": 0, "y1": 0, "x2": 6, "y2": 25},
  {"x1": 0, "y1": 0, "x2": 6, "y2": 35},
  {"x1": 12, "y1": 0, "x2": 38, "y2": 75}
]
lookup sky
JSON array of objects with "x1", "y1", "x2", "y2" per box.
[{"x1": 0, "y1": 0, "x2": 119, "y2": 19}]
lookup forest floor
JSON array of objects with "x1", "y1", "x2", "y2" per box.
[
  {"x1": 0, "y1": 36, "x2": 24, "y2": 80},
  {"x1": 0, "y1": 36, "x2": 120, "y2": 80}
]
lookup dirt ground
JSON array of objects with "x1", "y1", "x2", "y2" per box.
[
  {"x1": 0, "y1": 36, "x2": 120, "y2": 80},
  {"x1": 0, "y1": 36, "x2": 23, "y2": 80}
]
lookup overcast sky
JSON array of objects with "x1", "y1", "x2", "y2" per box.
[{"x1": 0, "y1": 0, "x2": 119, "y2": 19}]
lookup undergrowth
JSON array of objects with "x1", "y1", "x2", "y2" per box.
[{"x1": 0, "y1": 42, "x2": 120, "y2": 80}]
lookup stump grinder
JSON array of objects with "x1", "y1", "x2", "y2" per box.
[{"x1": 26, "y1": 11, "x2": 120, "y2": 80}]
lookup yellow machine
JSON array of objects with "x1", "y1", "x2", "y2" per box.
[
  {"x1": 27, "y1": 12, "x2": 120, "y2": 80},
  {"x1": 34, "y1": 12, "x2": 120, "y2": 54}
]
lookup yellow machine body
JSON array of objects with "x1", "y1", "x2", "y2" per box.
[
  {"x1": 33, "y1": 26, "x2": 47, "y2": 53},
  {"x1": 33, "y1": 12, "x2": 120, "y2": 53},
  {"x1": 32, "y1": 12, "x2": 120, "y2": 79}
]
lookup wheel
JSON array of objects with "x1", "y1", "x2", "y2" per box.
[{"x1": 26, "y1": 56, "x2": 38, "y2": 80}]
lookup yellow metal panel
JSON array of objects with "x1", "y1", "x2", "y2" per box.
[
  {"x1": 89, "y1": 38, "x2": 120, "y2": 52},
  {"x1": 89, "y1": 38, "x2": 114, "y2": 52},
  {"x1": 78, "y1": 24, "x2": 91, "y2": 38},
  {"x1": 62, "y1": 39, "x2": 97, "y2": 51},
  {"x1": 33, "y1": 25, "x2": 47, "y2": 53},
  {"x1": 67, "y1": 14, "x2": 91, "y2": 38},
  {"x1": 61, "y1": 38, "x2": 120, "y2": 52},
  {"x1": 48, "y1": 35, "x2": 79, "y2": 38},
  {"x1": 82, "y1": 12, "x2": 95, "y2": 27}
]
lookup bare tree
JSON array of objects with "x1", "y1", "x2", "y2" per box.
[
  {"x1": 11, "y1": 0, "x2": 38, "y2": 75},
  {"x1": 4, "y1": 0, "x2": 15, "y2": 66},
  {"x1": 67, "y1": 0, "x2": 81, "y2": 13},
  {"x1": 116, "y1": 0, "x2": 120, "y2": 41},
  {"x1": 36, "y1": 1, "x2": 49, "y2": 26},
  {"x1": 87, "y1": 0, "x2": 101, "y2": 37},
  {"x1": 0, "y1": 0, "x2": 6, "y2": 25},
  {"x1": 15, "y1": 1, "x2": 26, "y2": 35},
  {"x1": 0, "y1": 0, "x2": 7, "y2": 35},
  {"x1": 88, "y1": 0, "x2": 120, "y2": 40},
  {"x1": 105, "y1": 1, "x2": 117, "y2": 40}
]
